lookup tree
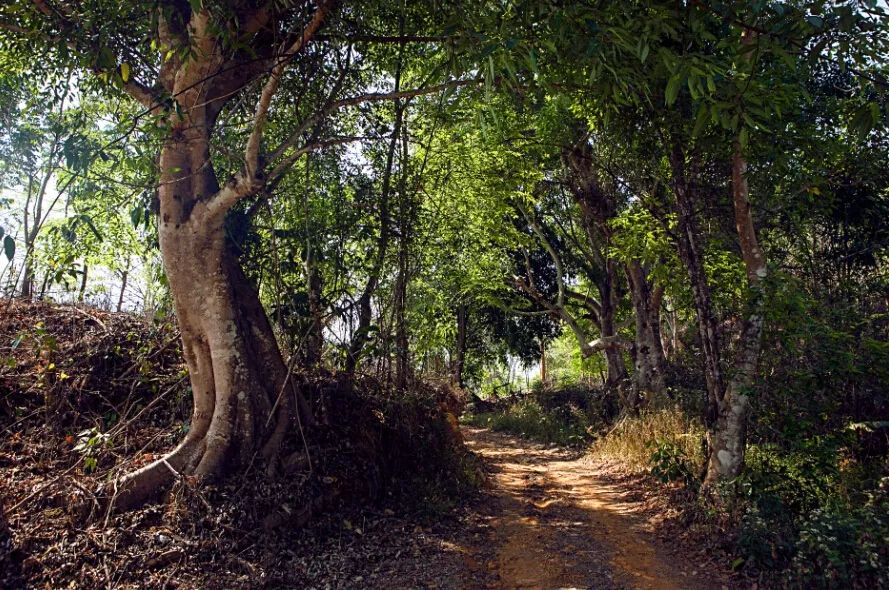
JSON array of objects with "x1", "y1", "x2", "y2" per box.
[{"x1": 1, "y1": 0, "x2": 480, "y2": 508}]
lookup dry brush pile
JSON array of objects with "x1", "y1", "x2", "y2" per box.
[{"x1": 0, "y1": 300, "x2": 480, "y2": 589}]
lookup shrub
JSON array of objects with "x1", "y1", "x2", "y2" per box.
[
  {"x1": 649, "y1": 438, "x2": 699, "y2": 489},
  {"x1": 789, "y1": 498, "x2": 889, "y2": 589}
]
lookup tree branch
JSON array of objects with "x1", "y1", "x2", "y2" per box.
[
  {"x1": 209, "y1": 0, "x2": 337, "y2": 217},
  {"x1": 244, "y1": 0, "x2": 338, "y2": 181}
]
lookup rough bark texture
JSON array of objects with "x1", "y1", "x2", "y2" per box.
[{"x1": 626, "y1": 261, "x2": 666, "y2": 401}]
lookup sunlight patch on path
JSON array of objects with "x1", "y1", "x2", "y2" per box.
[{"x1": 462, "y1": 427, "x2": 719, "y2": 590}]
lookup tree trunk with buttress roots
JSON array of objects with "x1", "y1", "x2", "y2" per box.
[
  {"x1": 111, "y1": 118, "x2": 313, "y2": 510},
  {"x1": 98, "y1": 0, "x2": 341, "y2": 510}
]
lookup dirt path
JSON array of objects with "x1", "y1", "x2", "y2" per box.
[{"x1": 450, "y1": 427, "x2": 722, "y2": 590}]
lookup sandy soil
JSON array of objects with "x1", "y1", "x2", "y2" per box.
[{"x1": 427, "y1": 427, "x2": 727, "y2": 590}]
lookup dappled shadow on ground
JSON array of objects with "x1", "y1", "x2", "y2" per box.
[{"x1": 459, "y1": 426, "x2": 723, "y2": 590}]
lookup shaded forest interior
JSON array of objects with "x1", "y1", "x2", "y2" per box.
[{"x1": 0, "y1": 1, "x2": 888, "y2": 588}]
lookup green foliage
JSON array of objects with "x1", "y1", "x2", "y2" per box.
[
  {"x1": 649, "y1": 439, "x2": 698, "y2": 489},
  {"x1": 0, "y1": 1, "x2": 886, "y2": 584},
  {"x1": 467, "y1": 393, "x2": 601, "y2": 447},
  {"x1": 72, "y1": 426, "x2": 110, "y2": 473},
  {"x1": 790, "y1": 500, "x2": 889, "y2": 589}
]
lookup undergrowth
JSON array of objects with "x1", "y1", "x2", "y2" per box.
[
  {"x1": 1, "y1": 300, "x2": 483, "y2": 589},
  {"x1": 468, "y1": 387, "x2": 889, "y2": 588},
  {"x1": 464, "y1": 392, "x2": 601, "y2": 446},
  {"x1": 589, "y1": 407, "x2": 705, "y2": 474},
  {"x1": 595, "y1": 408, "x2": 889, "y2": 588}
]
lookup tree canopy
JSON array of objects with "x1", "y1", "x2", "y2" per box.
[{"x1": 0, "y1": 3, "x2": 886, "y2": 569}]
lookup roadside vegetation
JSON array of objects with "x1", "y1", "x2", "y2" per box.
[{"x1": 0, "y1": 1, "x2": 886, "y2": 588}]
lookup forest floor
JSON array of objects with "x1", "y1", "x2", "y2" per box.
[{"x1": 406, "y1": 426, "x2": 730, "y2": 590}]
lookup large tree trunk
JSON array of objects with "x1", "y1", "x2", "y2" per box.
[
  {"x1": 626, "y1": 260, "x2": 666, "y2": 401},
  {"x1": 112, "y1": 117, "x2": 311, "y2": 510}
]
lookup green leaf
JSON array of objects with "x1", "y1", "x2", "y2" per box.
[
  {"x1": 806, "y1": 15, "x2": 824, "y2": 29},
  {"x1": 79, "y1": 215, "x2": 103, "y2": 242},
  {"x1": 692, "y1": 104, "x2": 709, "y2": 137},
  {"x1": 3, "y1": 235, "x2": 14, "y2": 261},
  {"x1": 527, "y1": 49, "x2": 538, "y2": 77},
  {"x1": 120, "y1": 62, "x2": 131, "y2": 83},
  {"x1": 665, "y1": 74, "x2": 682, "y2": 105}
]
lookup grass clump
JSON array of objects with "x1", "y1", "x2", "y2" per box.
[{"x1": 589, "y1": 407, "x2": 706, "y2": 474}]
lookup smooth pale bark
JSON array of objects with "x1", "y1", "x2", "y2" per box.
[
  {"x1": 704, "y1": 139, "x2": 767, "y2": 484},
  {"x1": 109, "y1": 2, "x2": 333, "y2": 507},
  {"x1": 113, "y1": 121, "x2": 300, "y2": 507}
]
